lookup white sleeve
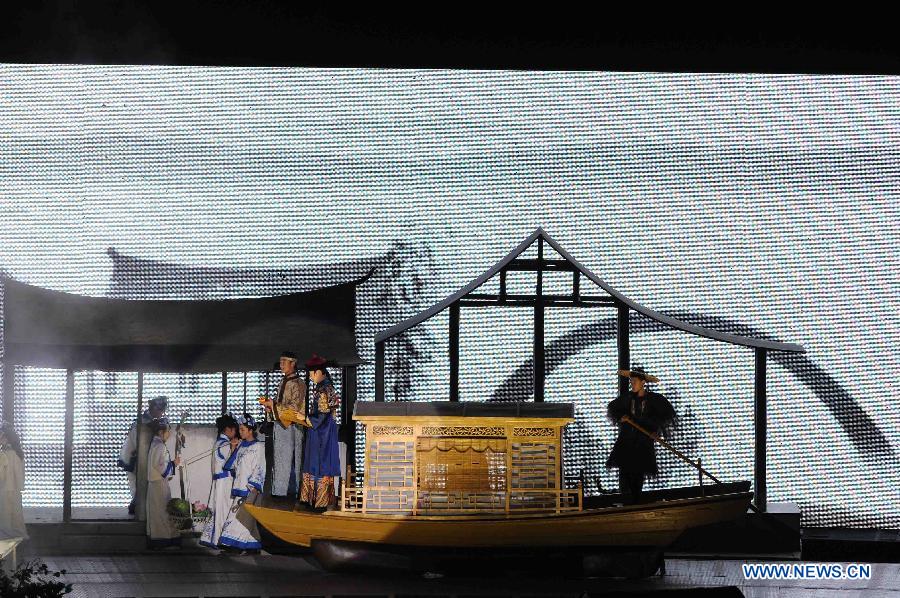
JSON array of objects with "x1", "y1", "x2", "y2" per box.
[
  {"x1": 247, "y1": 444, "x2": 265, "y2": 494},
  {"x1": 149, "y1": 441, "x2": 174, "y2": 479},
  {"x1": 118, "y1": 423, "x2": 137, "y2": 470}
]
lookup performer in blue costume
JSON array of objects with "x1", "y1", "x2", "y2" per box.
[
  {"x1": 219, "y1": 414, "x2": 266, "y2": 554},
  {"x1": 300, "y1": 355, "x2": 341, "y2": 512},
  {"x1": 199, "y1": 412, "x2": 240, "y2": 549}
]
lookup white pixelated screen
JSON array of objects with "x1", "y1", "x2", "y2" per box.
[{"x1": 0, "y1": 65, "x2": 897, "y2": 527}]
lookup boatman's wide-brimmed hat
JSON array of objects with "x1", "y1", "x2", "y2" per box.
[{"x1": 618, "y1": 366, "x2": 659, "y2": 383}]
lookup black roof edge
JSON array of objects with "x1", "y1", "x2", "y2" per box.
[{"x1": 375, "y1": 228, "x2": 805, "y2": 354}]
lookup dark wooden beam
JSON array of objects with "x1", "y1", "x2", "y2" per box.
[
  {"x1": 507, "y1": 258, "x2": 577, "y2": 272},
  {"x1": 342, "y1": 366, "x2": 357, "y2": 474},
  {"x1": 617, "y1": 305, "x2": 630, "y2": 399},
  {"x1": 375, "y1": 341, "x2": 385, "y2": 402},
  {"x1": 242, "y1": 372, "x2": 248, "y2": 414},
  {"x1": 535, "y1": 238, "x2": 545, "y2": 402},
  {"x1": 573, "y1": 270, "x2": 581, "y2": 302},
  {"x1": 499, "y1": 269, "x2": 507, "y2": 301},
  {"x1": 63, "y1": 369, "x2": 74, "y2": 522},
  {"x1": 459, "y1": 299, "x2": 612, "y2": 308},
  {"x1": 465, "y1": 293, "x2": 613, "y2": 304},
  {"x1": 449, "y1": 301, "x2": 460, "y2": 402},
  {"x1": 754, "y1": 348, "x2": 768, "y2": 512}
]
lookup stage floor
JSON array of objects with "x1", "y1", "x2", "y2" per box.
[{"x1": 10, "y1": 553, "x2": 896, "y2": 598}]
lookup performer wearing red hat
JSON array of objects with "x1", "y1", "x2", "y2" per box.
[{"x1": 300, "y1": 355, "x2": 342, "y2": 512}]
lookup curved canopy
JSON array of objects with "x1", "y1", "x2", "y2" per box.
[
  {"x1": 1, "y1": 275, "x2": 367, "y2": 372},
  {"x1": 376, "y1": 228, "x2": 805, "y2": 353}
]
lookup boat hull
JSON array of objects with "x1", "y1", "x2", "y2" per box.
[{"x1": 245, "y1": 491, "x2": 751, "y2": 549}]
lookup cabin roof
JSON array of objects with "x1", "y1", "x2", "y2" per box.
[{"x1": 354, "y1": 401, "x2": 575, "y2": 419}]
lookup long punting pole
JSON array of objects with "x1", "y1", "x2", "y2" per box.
[
  {"x1": 534, "y1": 237, "x2": 545, "y2": 402},
  {"x1": 622, "y1": 415, "x2": 722, "y2": 484},
  {"x1": 623, "y1": 415, "x2": 773, "y2": 519},
  {"x1": 754, "y1": 348, "x2": 767, "y2": 512}
]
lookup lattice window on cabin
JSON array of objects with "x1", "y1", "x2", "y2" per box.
[
  {"x1": 511, "y1": 442, "x2": 557, "y2": 489},
  {"x1": 367, "y1": 441, "x2": 414, "y2": 488}
]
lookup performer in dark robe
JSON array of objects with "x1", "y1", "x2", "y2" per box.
[
  {"x1": 606, "y1": 366, "x2": 676, "y2": 504},
  {"x1": 300, "y1": 355, "x2": 341, "y2": 512}
]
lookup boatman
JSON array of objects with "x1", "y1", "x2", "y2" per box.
[
  {"x1": 259, "y1": 351, "x2": 308, "y2": 501},
  {"x1": 606, "y1": 366, "x2": 676, "y2": 504}
]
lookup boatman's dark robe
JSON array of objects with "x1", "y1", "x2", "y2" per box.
[{"x1": 606, "y1": 390, "x2": 676, "y2": 503}]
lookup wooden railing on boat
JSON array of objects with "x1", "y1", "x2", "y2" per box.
[{"x1": 341, "y1": 476, "x2": 583, "y2": 515}]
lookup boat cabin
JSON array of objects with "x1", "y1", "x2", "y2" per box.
[{"x1": 343, "y1": 401, "x2": 581, "y2": 515}]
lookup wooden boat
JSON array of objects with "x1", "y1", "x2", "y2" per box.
[
  {"x1": 246, "y1": 402, "x2": 752, "y2": 553},
  {"x1": 246, "y1": 485, "x2": 751, "y2": 549}
]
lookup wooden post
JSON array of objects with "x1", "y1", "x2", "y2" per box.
[
  {"x1": 342, "y1": 366, "x2": 358, "y2": 473},
  {"x1": 221, "y1": 372, "x2": 227, "y2": 415},
  {"x1": 2, "y1": 361, "x2": 15, "y2": 427},
  {"x1": 449, "y1": 301, "x2": 460, "y2": 402},
  {"x1": 375, "y1": 341, "x2": 385, "y2": 402},
  {"x1": 534, "y1": 238, "x2": 545, "y2": 402},
  {"x1": 754, "y1": 348, "x2": 767, "y2": 512},
  {"x1": 63, "y1": 369, "x2": 74, "y2": 522},
  {"x1": 617, "y1": 304, "x2": 630, "y2": 398},
  {"x1": 242, "y1": 372, "x2": 247, "y2": 413}
]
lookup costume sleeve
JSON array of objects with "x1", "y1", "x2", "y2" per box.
[
  {"x1": 118, "y1": 422, "x2": 137, "y2": 471},
  {"x1": 283, "y1": 378, "x2": 306, "y2": 412},
  {"x1": 14, "y1": 452, "x2": 25, "y2": 492},
  {"x1": 231, "y1": 444, "x2": 264, "y2": 497},
  {"x1": 607, "y1": 395, "x2": 629, "y2": 423},
  {"x1": 211, "y1": 438, "x2": 230, "y2": 477},
  {"x1": 149, "y1": 441, "x2": 175, "y2": 479},
  {"x1": 316, "y1": 385, "x2": 340, "y2": 414},
  {"x1": 247, "y1": 445, "x2": 265, "y2": 494},
  {"x1": 644, "y1": 394, "x2": 677, "y2": 437},
  {"x1": 230, "y1": 450, "x2": 250, "y2": 497}
]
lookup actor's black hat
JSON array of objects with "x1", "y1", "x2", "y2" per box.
[
  {"x1": 618, "y1": 366, "x2": 659, "y2": 383},
  {"x1": 280, "y1": 351, "x2": 298, "y2": 362}
]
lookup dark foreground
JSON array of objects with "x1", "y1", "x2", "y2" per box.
[{"x1": 6, "y1": 552, "x2": 896, "y2": 598}]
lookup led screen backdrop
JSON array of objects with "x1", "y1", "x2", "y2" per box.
[{"x1": 0, "y1": 65, "x2": 897, "y2": 528}]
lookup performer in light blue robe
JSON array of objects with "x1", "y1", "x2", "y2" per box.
[
  {"x1": 200, "y1": 413, "x2": 239, "y2": 549},
  {"x1": 300, "y1": 355, "x2": 342, "y2": 512},
  {"x1": 219, "y1": 414, "x2": 266, "y2": 554},
  {"x1": 118, "y1": 396, "x2": 168, "y2": 517}
]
